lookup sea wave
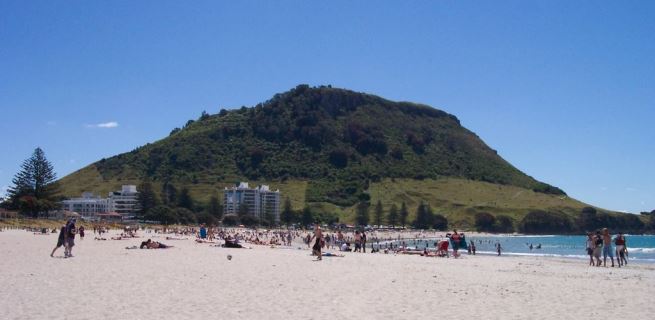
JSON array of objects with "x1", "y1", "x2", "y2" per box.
[
  {"x1": 628, "y1": 247, "x2": 655, "y2": 253},
  {"x1": 473, "y1": 250, "x2": 655, "y2": 262}
]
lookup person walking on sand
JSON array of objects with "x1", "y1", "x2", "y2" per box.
[
  {"x1": 79, "y1": 226, "x2": 85, "y2": 240},
  {"x1": 586, "y1": 233, "x2": 595, "y2": 266},
  {"x1": 310, "y1": 225, "x2": 323, "y2": 261},
  {"x1": 361, "y1": 230, "x2": 367, "y2": 253},
  {"x1": 50, "y1": 225, "x2": 66, "y2": 257},
  {"x1": 450, "y1": 230, "x2": 461, "y2": 257},
  {"x1": 64, "y1": 218, "x2": 77, "y2": 258},
  {"x1": 354, "y1": 230, "x2": 362, "y2": 252},
  {"x1": 593, "y1": 231, "x2": 603, "y2": 266},
  {"x1": 602, "y1": 228, "x2": 615, "y2": 267},
  {"x1": 614, "y1": 232, "x2": 627, "y2": 267}
]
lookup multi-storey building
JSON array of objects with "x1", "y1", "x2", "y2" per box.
[
  {"x1": 108, "y1": 185, "x2": 140, "y2": 219},
  {"x1": 61, "y1": 192, "x2": 112, "y2": 218},
  {"x1": 224, "y1": 182, "x2": 280, "y2": 223},
  {"x1": 60, "y1": 185, "x2": 140, "y2": 220}
]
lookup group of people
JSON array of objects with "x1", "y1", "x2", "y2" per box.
[
  {"x1": 50, "y1": 218, "x2": 78, "y2": 258},
  {"x1": 586, "y1": 228, "x2": 628, "y2": 267}
]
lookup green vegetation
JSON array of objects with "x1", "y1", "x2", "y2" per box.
[
  {"x1": 4, "y1": 148, "x2": 60, "y2": 217},
  {"x1": 60, "y1": 85, "x2": 562, "y2": 202},
  {"x1": 53, "y1": 85, "x2": 650, "y2": 233}
]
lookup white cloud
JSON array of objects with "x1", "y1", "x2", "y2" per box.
[
  {"x1": 46, "y1": 120, "x2": 57, "y2": 126},
  {"x1": 86, "y1": 121, "x2": 119, "y2": 129},
  {"x1": 625, "y1": 187, "x2": 637, "y2": 192}
]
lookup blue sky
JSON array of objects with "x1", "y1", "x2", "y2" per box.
[{"x1": 1, "y1": 1, "x2": 653, "y2": 213}]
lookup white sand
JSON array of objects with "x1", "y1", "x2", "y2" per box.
[{"x1": 1, "y1": 229, "x2": 654, "y2": 320}]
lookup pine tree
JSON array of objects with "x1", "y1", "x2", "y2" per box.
[
  {"x1": 374, "y1": 200, "x2": 384, "y2": 226},
  {"x1": 137, "y1": 180, "x2": 160, "y2": 217},
  {"x1": 264, "y1": 211, "x2": 276, "y2": 227},
  {"x1": 281, "y1": 197, "x2": 294, "y2": 225},
  {"x1": 208, "y1": 194, "x2": 223, "y2": 220},
  {"x1": 7, "y1": 147, "x2": 58, "y2": 216},
  {"x1": 399, "y1": 202, "x2": 409, "y2": 227},
  {"x1": 356, "y1": 201, "x2": 370, "y2": 226},
  {"x1": 238, "y1": 202, "x2": 250, "y2": 217},
  {"x1": 413, "y1": 202, "x2": 434, "y2": 229},
  {"x1": 387, "y1": 204, "x2": 399, "y2": 228},
  {"x1": 301, "y1": 206, "x2": 313, "y2": 227},
  {"x1": 177, "y1": 187, "x2": 194, "y2": 211},
  {"x1": 161, "y1": 182, "x2": 178, "y2": 205}
]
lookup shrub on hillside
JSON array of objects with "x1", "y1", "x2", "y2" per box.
[
  {"x1": 494, "y1": 215, "x2": 514, "y2": 233},
  {"x1": 519, "y1": 210, "x2": 573, "y2": 234},
  {"x1": 329, "y1": 149, "x2": 349, "y2": 168},
  {"x1": 474, "y1": 212, "x2": 496, "y2": 232},
  {"x1": 432, "y1": 214, "x2": 448, "y2": 230}
]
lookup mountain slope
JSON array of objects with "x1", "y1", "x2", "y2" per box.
[{"x1": 58, "y1": 85, "x2": 575, "y2": 224}]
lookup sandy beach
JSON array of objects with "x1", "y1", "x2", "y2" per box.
[{"x1": 1, "y1": 229, "x2": 654, "y2": 320}]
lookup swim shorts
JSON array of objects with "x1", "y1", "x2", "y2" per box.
[{"x1": 603, "y1": 245, "x2": 613, "y2": 258}]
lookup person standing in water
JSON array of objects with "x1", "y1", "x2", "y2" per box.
[
  {"x1": 496, "y1": 242, "x2": 502, "y2": 256},
  {"x1": 310, "y1": 225, "x2": 324, "y2": 261}
]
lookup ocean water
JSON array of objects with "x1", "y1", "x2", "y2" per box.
[{"x1": 388, "y1": 235, "x2": 655, "y2": 263}]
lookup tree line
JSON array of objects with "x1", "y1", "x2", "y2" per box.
[
  {"x1": 473, "y1": 207, "x2": 655, "y2": 234},
  {"x1": 136, "y1": 180, "x2": 225, "y2": 226}
]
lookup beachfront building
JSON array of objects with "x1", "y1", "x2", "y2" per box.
[
  {"x1": 59, "y1": 185, "x2": 140, "y2": 220},
  {"x1": 108, "y1": 185, "x2": 140, "y2": 219},
  {"x1": 61, "y1": 192, "x2": 112, "y2": 219},
  {"x1": 224, "y1": 182, "x2": 280, "y2": 223}
]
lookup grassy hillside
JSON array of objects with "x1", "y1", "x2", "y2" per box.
[
  {"x1": 58, "y1": 164, "x2": 589, "y2": 227},
  {"x1": 57, "y1": 85, "x2": 592, "y2": 226}
]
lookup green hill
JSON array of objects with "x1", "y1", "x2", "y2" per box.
[{"x1": 59, "y1": 84, "x2": 591, "y2": 227}]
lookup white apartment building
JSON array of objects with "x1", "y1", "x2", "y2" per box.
[
  {"x1": 61, "y1": 192, "x2": 112, "y2": 218},
  {"x1": 224, "y1": 182, "x2": 280, "y2": 223},
  {"x1": 108, "y1": 185, "x2": 140, "y2": 219},
  {"x1": 60, "y1": 185, "x2": 140, "y2": 220}
]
